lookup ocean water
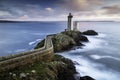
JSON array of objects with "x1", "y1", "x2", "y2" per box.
[
  {"x1": 59, "y1": 22, "x2": 120, "y2": 80},
  {"x1": 0, "y1": 22, "x2": 66, "y2": 56},
  {"x1": 0, "y1": 21, "x2": 120, "y2": 80}
]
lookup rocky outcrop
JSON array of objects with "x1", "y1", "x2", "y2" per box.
[
  {"x1": 82, "y1": 30, "x2": 98, "y2": 35},
  {"x1": 62, "y1": 31, "x2": 89, "y2": 43},
  {"x1": 80, "y1": 76, "x2": 95, "y2": 80},
  {"x1": 79, "y1": 35, "x2": 89, "y2": 42},
  {"x1": 52, "y1": 33, "x2": 76, "y2": 52},
  {"x1": 0, "y1": 30, "x2": 97, "y2": 80},
  {"x1": 35, "y1": 31, "x2": 89, "y2": 52},
  {"x1": 0, "y1": 55, "x2": 77, "y2": 80},
  {"x1": 34, "y1": 39, "x2": 45, "y2": 49},
  {"x1": 52, "y1": 31, "x2": 89, "y2": 52},
  {"x1": 53, "y1": 55, "x2": 77, "y2": 80},
  {"x1": 33, "y1": 30, "x2": 97, "y2": 80}
]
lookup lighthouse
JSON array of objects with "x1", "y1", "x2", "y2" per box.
[
  {"x1": 73, "y1": 21, "x2": 78, "y2": 31},
  {"x1": 65, "y1": 13, "x2": 73, "y2": 31}
]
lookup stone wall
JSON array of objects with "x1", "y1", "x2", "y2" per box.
[{"x1": 0, "y1": 35, "x2": 54, "y2": 72}]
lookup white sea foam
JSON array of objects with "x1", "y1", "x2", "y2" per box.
[
  {"x1": 96, "y1": 33, "x2": 106, "y2": 38},
  {"x1": 15, "y1": 49, "x2": 26, "y2": 53},
  {"x1": 58, "y1": 33, "x2": 107, "y2": 53},
  {"x1": 29, "y1": 39, "x2": 42, "y2": 45},
  {"x1": 57, "y1": 33, "x2": 120, "y2": 80},
  {"x1": 90, "y1": 55, "x2": 120, "y2": 61},
  {"x1": 81, "y1": 36, "x2": 106, "y2": 51},
  {"x1": 59, "y1": 53, "x2": 120, "y2": 80}
]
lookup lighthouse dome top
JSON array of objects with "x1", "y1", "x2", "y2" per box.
[{"x1": 68, "y1": 13, "x2": 73, "y2": 18}]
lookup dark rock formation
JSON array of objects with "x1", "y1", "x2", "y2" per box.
[
  {"x1": 34, "y1": 39, "x2": 45, "y2": 49},
  {"x1": 80, "y1": 76, "x2": 95, "y2": 80},
  {"x1": 82, "y1": 30, "x2": 98, "y2": 35},
  {"x1": 34, "y1": 30, "x2": 97, "y2": 80},
  {"x1": 62, "y1": 31, "x2": 81, "y2": 43},
  {"x1": 0, "y1": 30, "x2": 98, "y2": 80},
  {"x1": 62, "y1": 31, "x2": 88, "y2": 43},
  {"x1": 35, "y1": 31, "x2": 89, "y2": 52},
  {"x1": 52, "y1": 33, "x2": 76, "y2": 52},
  {"x1": 0, "y1": 55, "x2": 77, "y2": 80},
  {"x1": 54, "y1": 55, "x2": 76, "y2": 80},
  {"x1": 52, "y1": 31, "x2": 88, "y2": 52},
  {"x1": 79, "y1": 35, "x2": 89, "y2": 42}
]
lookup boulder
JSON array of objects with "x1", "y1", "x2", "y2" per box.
[
  {"x1": 34, "y1": 39, "x2": 45, "y2": 49},
  {"x1": 54, "y1": 55, "x2": 76, "y2": 80},
  {"x1": 82, "y1": 30, "x2": 98, "y2": 35},
  {"x1": 62, "y1": 31, "x2": 82, "y2": 43},
  {"x1": 52, "y1": 33, "x2": 76, "y2": 52},
  {"x1": 79, "y1": 35, "x2": 89, "y2": 42},
  {"x1": 80, "y1": 76, "x2": 95, "y2": 80},
  {"x1": 62, "y1": 31, "x2": 88, "y2": 43}
]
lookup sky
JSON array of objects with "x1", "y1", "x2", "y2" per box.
[{"x1": 0, "y1": 0, "x2": 120, "y2": 21}]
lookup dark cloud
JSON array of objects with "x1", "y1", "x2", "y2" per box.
[
  {"x1": 0, "y1": 0, "x2": 120, "y2": 20},
  {"x1": 58, "y1": 0, "x2": 102, "y2": 11},
  {"x1": 102, "y1": 5, "x2": 120, "y2": 15}
]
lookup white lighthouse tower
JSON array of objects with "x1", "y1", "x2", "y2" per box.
[
  {"x1": 65, "y1": 13, "x2": 73, "y2": 31},
  {"x1": 73, "y1": 21, "x2": 78, "y2": 31}
]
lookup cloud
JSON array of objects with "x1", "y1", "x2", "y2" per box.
[
  {"x1": 102, "y1": 5, "x2": 120, "y2": 15},
  {"x1": 58, "y1": 0, "x2": 102, "y2": 11},
  {"x1": 19, "y1": 15, "x2": 29, "y2": 19},
  {"x1": 0, "y1": 11, "x2": 11, "y2": 16},
  {"x1": 45, "y1": 8, "x2": 54, "y2": 12},
  {"x1": 0, "y1": 0, "x2": 120, "y2": 21},
  {"x1": 0, "y1": 10, "x2": 14, "y2": 19}
]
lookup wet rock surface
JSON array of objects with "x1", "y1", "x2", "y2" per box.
[{"x1": 82, "y1": 30, "x2": 98, "y2": 35}]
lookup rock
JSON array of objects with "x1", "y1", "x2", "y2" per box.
[
  {"x1": 62, "y1": 31, "x2": 88, "y2": 42},
  {"x1": 62, "y1": 31, "x2": 82, "y2": 43},
  {"x1": 35, "y1": 31, "x2": 89, "y2": 52},
  {"x1": 52, "y1": 33, "x2": 76, "y2": 52},
  {"x1": 73, "y1": 61, "x2": 80, "y2": 65},
  {"x1": 53, "y1": 55, "x2": 77, "y2": 80},
  {"x1": 20, "y1": 73, "x2": 26, "y2": 79},
  {"x1": 82, "y1": 30, "x2": 98, "y2": 35},
  {"x1": 80, "y1": 76, "x2": 95, "y2": 80},
  {"x1": 34, "y1": 39, "x2": 45, "y2": 49},
  {"x1": 79, "y1": 35, "x2": 89, "y2": 42}
]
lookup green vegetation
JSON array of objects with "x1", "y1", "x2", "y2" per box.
[
  {"x1": 52, "y1": 33, "x2": 76, "y2": 52},
  {"x1": 0, "y1": 30, "x2": 97, "y2": 80},
  {"x1": 34, "y1": 39, "x2": 45, "y2": 49},
  {"x1": 35, "y1": 31, "x2": 89, "y2": 52},
  {"x1": 0, "y1": 55, "x2": 76, "y2": 80},
  {"x1": 62, "y1": 31, "x2": 88, "y2": 43}
]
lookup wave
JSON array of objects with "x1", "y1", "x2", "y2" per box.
[
  {"x1": 59, "y1": 53, "x2": 120, "y2": 80},
  {"x1": 79, "y1": 35, "x2": 107, "y2": 52},
  {"x1": 29, "y1": 39, "x2": 42, "y2": 45},
  {"x1": 15, "y1": 49, "x2": 26, "y2": 53},
  {"x1": 57, "y1": 33, "x2": 107, "y2": 54},
  {"x1": 96, "y1": 33, "x2": 106, "y2": 38},
  {"x1": 57, "y1": 33, "x2": 120, "y2": 80},
  {"x1": 90, "y1": 55, "x2": 120, "y2": 61}
]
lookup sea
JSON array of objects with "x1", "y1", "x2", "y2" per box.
[{"x1": 0, "y1": 21, "x2": 120, "y2": 80}]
